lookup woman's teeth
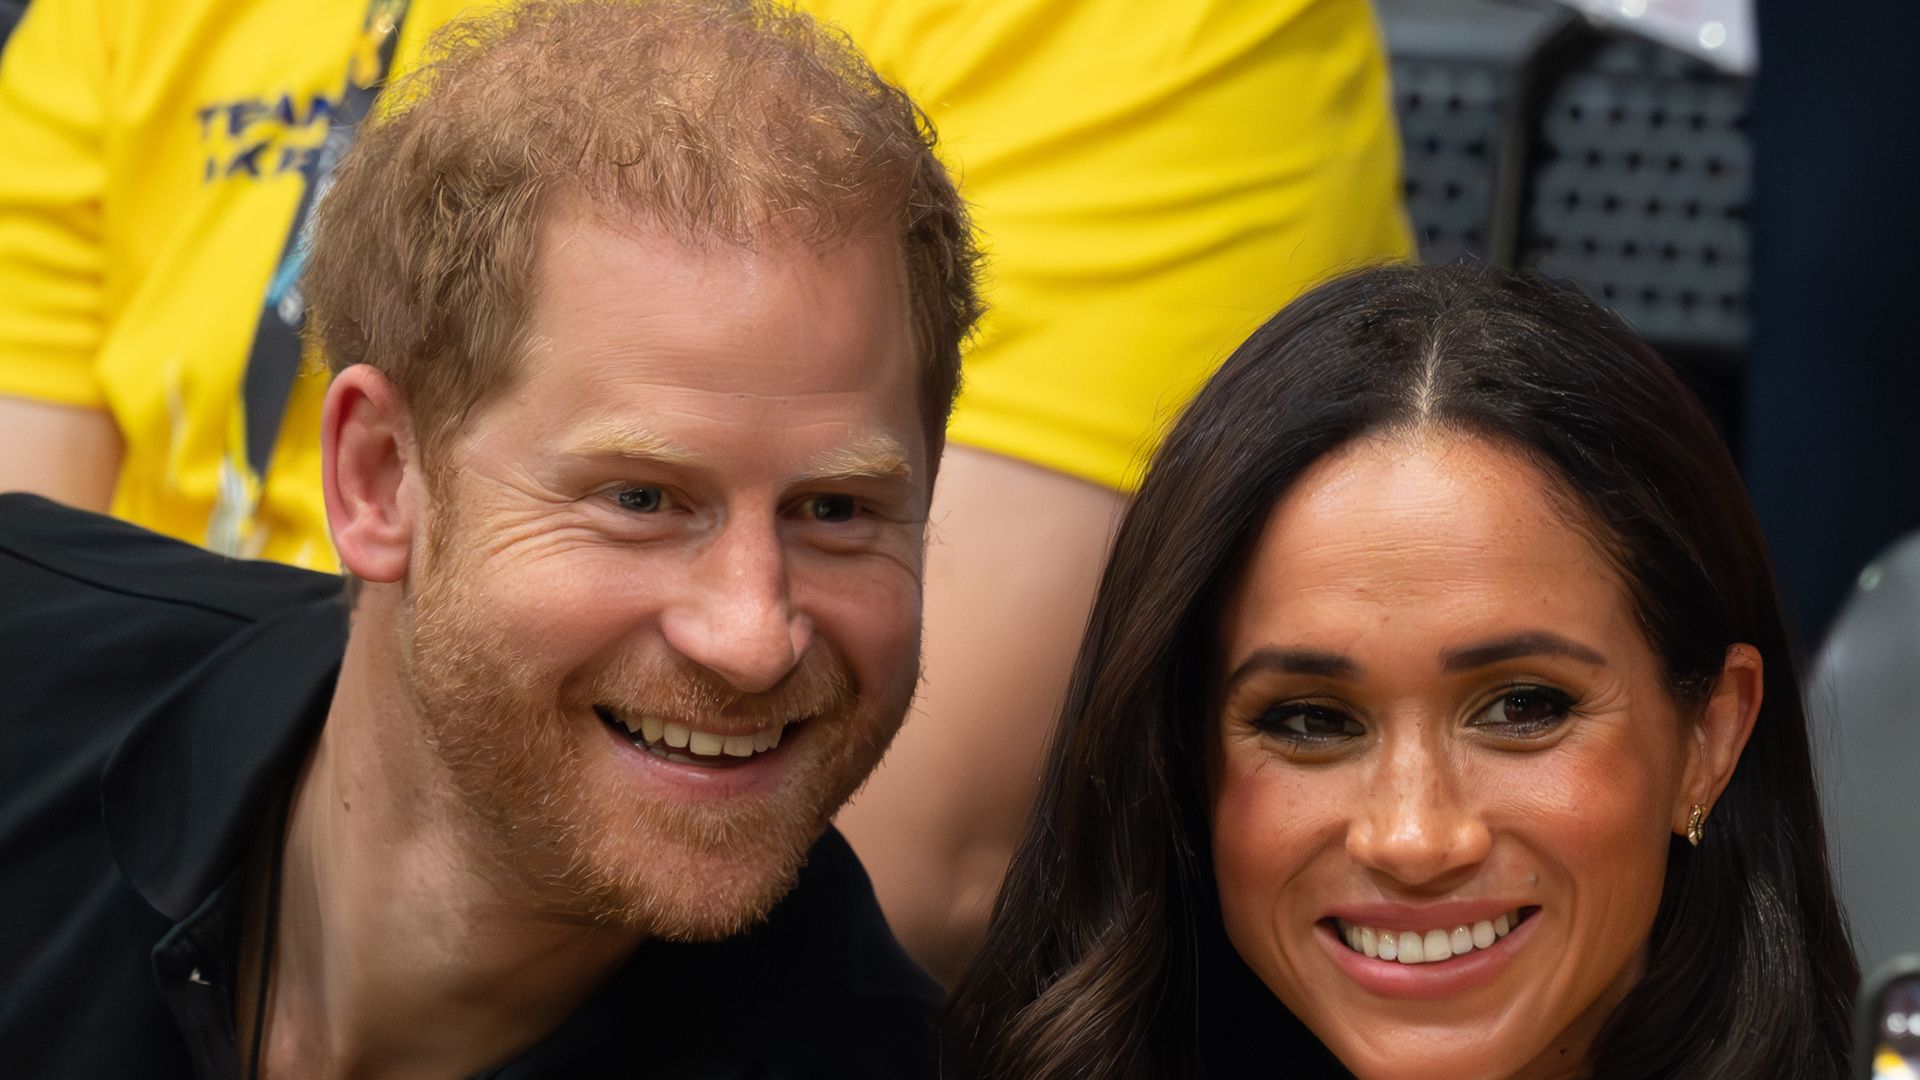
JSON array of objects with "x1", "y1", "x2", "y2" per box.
[{"x1": 1334, "y1": 910, "x2": 1525, "y2": 964}]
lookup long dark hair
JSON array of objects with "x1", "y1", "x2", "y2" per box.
[{"x1": 946, "y1": 264, "x2": 1857, "y2": 1079}]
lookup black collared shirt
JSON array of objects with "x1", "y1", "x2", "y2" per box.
[{"x1": 0, "y1": 495, "x2": 941, "y2": 1078}]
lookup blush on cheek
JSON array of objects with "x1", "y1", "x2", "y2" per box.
[{"x1": 1209, "y1": 765, "x2": 1319, "y2": 987}]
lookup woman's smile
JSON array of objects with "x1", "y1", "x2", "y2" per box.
[
  {"x1": 949, "y1": 265, "x2": 1843, "y2": 1080},
  {"x1": 1210, "y1": 431, "x2": 1708, "y2": 1079},
  {"x1": 1320, "y1": 905, "x2": 1537, "y2": 1001}
]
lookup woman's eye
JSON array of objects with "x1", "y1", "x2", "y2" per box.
[
  {"x1": 1253, "y1": 705, "x2": 1363, "y2": 742},
  {"x1": 614, "y1": 487, "x2": 666, "y2": 513},
  {"x1": 805, "y1": 494, "x2": 857, "y2": 523},
  {"x1": 1471, "y1": 685, "x2": 1575, "y2": 736}
]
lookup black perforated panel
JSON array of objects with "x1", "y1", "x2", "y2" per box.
[
  {"x1": 1381, "y1": 1, "x2": 1753, "y2": 355},
  {"x1": 1522, "y1": 39, "x2": 1750, "y2": 351},
  {"x1": 1393, "y1": 58, "x2": 1511, "y2": 264}
]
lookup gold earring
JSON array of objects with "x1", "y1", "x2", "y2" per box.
[{"x1": 1686, "y1": 804, "x2": 1706, "y2": 847}]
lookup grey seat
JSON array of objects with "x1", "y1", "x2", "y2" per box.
[{"x1": 1812, "y1": 530, "x2": 1920, "y2": 971}]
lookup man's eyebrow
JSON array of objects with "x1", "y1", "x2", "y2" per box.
[
  {"x1": 1440, "y1": 631, "x2": 1608, "y2": 671},
  {"x1": 1224, "y1": 648, "x2": 1358, "y2": 689},
  {"x1": 802, "y1": 437, "x2": 912, "y2": 481},
  {"x1": 565, "y1": 422, "x2": 698, "y2": 464}
]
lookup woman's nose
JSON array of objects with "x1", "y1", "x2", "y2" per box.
[{"x1": 1344, "y1": 741, "x2": 1493, "y2": 889}]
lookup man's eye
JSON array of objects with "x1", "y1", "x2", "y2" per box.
[
  {"x1": 1253, "y1": 704, "x2": 1363, "y2": 742},
  {"x1": 1469, "y1": 685, "x2": 1575, "y2": 736},
  {"x1": 615, "y1": 487, "x2": 665, "y2": 513},
  {"x1": 806, "y1": 495, "x2": 857, "y2": 523}
]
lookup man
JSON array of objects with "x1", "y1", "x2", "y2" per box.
[{"x1": 0, "y1": 1, "x2": 979, "y2": 1076}]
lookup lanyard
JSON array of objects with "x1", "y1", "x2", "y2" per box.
[{"x1": 211, "y1": 0, "x2": 411, "y2": 558}]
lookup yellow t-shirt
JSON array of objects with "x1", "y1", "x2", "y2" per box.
[
  {"x1": 798, "y1": 0, "x2": 1413, "y2": 491},
  {"x1": 0, "y1": 0, "x2": 1409, "y2": 571},
  {"x1": 0, "y1": 0, "x2": 486, "y2": 569}
]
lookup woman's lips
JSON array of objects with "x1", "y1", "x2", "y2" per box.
[
  {"x1": 1317, "y1": 907, "x2": 1541, "y2": 1000},
  {"x1": 1334, "y1": 909, "x2": 1524, "y2": 964}
]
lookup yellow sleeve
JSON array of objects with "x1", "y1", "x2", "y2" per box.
[
  {"x1": 0, "y1": 0, "x2": 113, "y2": 407},
  {"x1": 796, "y1": 0, "x2": 1414, "y2": 491}
]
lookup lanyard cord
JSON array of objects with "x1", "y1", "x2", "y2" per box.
[
  {"x1": 215, "y1": 0, "x2": 410, "y2": 555},
  {"x1": 246, "y1": 784, "x2": 295, "y2": 1080}
]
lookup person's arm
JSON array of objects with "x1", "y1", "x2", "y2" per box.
[
  {"x1": 0, "y1": 0, "x2": 119, "y2": 508},
  {"x1": 835, "y1": 446, "x2": 1123, "y2": 985},
  {"x1": 0, "y1": 395, "x2": 120, "y2": 509}
]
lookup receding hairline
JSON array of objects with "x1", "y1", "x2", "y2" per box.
[
  {"x1": 499, "y1": 190, "x2": 925, "y2": 413},
  {"x1": 304, "y1": 0, "x2": 979, "y2": 455},
  {"x1": 531, "y1": 184, "x2": 916, "y2": 278}
]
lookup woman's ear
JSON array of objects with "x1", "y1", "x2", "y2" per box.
[
  {"x1": 1676, "y1": 643, "x2": 1764, "y2": 834},
  {"x1": 322, "y1": 365, "x2": 421, "y2": 584}
]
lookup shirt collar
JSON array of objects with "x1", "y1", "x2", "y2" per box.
[{"x1": 101, "y1": 595, "x2": 347, "y2": 921}]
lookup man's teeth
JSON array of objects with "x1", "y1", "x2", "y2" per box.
[
  {"x1": 608, "y1": 710, "x2": 788, "y2": 759},
  {"x1": 1336, "y1": 910, "x2": 1524, "y2": 965}
]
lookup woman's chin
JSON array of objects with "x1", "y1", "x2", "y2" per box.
[
  {"x1": 1279, "y1": 926, "x2": 1572, "y2": 1080},
  {"x1": 1321, "y1": 1028, "x2": 1552, "y2": 1080}
]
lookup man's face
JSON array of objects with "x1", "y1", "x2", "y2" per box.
[{"x1": 399, "y1": 209, "x2": 929, "y2": 939}]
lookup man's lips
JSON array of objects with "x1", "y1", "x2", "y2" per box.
[{"x1": 593, "y1": 704, "x2": 804, "y2": 767}]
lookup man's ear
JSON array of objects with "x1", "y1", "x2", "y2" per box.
[
  {"x1": 1676, "y1": 643, "x2": 1764, "y2": 834},
  {"x1": 322, "y1": 365, "x2": 420, "y2": 584}
]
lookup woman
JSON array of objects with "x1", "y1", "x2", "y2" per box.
[{"x1": 948, "y1": 264, "x2": 1857, "y2": 1078}]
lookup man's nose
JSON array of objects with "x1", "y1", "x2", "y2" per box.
[
  {"x1": 1345, "y1": 738, "x2": 1492, "y2": 889},
  {"x1": 658, "y1": 521, "x2": 813, "y2": 694}
]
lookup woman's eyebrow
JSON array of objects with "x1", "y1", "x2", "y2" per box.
[
  {"x1": 1225, "y1": 648, "x2": 1357, "y2": 688},
  {"x1": 1224, "y1": 632, "x2": 1608, "y2": 689},
  {"x1": 1440, "y1": 631, "x2": 1608, "y2": 671}
]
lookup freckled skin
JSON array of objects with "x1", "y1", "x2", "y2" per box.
[{"x1": 1210, "y1": 432, "x2": 1702, "y2": 1080}]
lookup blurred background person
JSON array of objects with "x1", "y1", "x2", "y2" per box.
[
  {"x1": 951, "y1": 264, "x2": 1857, "y2": 1079},
  {"x1": 0, "y1": 0, "x2": 449, "y2": 564},
  {"x1": 0, "y1": 0, "x2": 1413, "y2": 984}
]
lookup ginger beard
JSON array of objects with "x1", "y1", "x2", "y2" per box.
[{"x1": 396, "y1": 500, "x2": 907, "y2": 940}]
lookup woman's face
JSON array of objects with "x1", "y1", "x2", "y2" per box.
[{"x1": 1209, "y1": 431, "x2": 1724, "y2": 1080}]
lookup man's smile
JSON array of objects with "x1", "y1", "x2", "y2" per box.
[{"x1": 594, "y1": 704, "x2": 805, "y2": 767}]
